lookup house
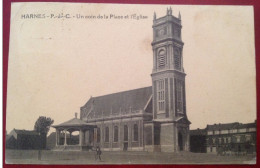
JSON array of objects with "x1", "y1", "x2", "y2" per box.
[
  {"x1": 190, "y1": 128, "x2": 207, "y2": 153},
  {"x1": 6, "y1": 129, "x2": 44, "y2": 150}
]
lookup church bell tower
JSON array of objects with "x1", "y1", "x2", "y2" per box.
[{"x1": 151, "y1": 7, "x2": 190, "y2": 152}]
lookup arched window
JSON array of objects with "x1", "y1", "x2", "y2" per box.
[
  {"x1": 174, "y1": 49, "x2": 181, "y2": 70},
  {"x1": 133, "y1": 124, "x2": 138, "y2": 141},
  {"x1": 157, "y1": 49, "x2": 166, "y2": 68},
  {"x1": 105, "y1": 127, "x2": 109, "y2": 142},
  {"x1": 114, "y1": 126, "x2": 118, "y2": 142},
  {"x1": 97, "y1": 128, "x2": 100, "y2": 143},
  {"x1": 124, "y1": 125, "x2": 128, "y2": 141}
]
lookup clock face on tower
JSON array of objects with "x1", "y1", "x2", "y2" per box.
[
  {"x1": 159, "y1": 29, "x2": 165, "y2": 36},
  {"x1": 157, "y1": 27, "x2": 167, "y2": 37}
]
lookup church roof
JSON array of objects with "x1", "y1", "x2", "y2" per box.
[
  {"x1": 52, "y1": 118, "x2": 96, "y2": 128},
  {"x1": 81, "y1": 86, "x2": 152, "y2": 119}
]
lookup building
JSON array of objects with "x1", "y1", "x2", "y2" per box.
[
  {"x1": 53, "y1": 8, "x2": 191, "y2": 152},
  {"x1": 190, "y1": 128, "x2": 207, "y2": 153},
  {"x1": 190, "y1": 121, "x2": 256, "y2": 154},
  {"x1": 6, "y1": 129, "x2": 44, "y2": 150}
]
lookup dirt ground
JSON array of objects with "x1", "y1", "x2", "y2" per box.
[{"x1": 5, "y1": 149, "x2": 256, "y2": 165}]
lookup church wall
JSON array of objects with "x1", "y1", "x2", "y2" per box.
[
  {"x1": 160, "y1": 123, "x2": 175, "y2": 152},
  {"x1": 87, "y1": 117, "x2": 144, "y2": 151},
  {"x1": 157, "y1": 113, "x2": 166, "y2": 119},
  {"x1": 144, "y1": 123, "x2": 153, "y2": 152}
]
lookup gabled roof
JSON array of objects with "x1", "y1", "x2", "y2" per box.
[
  {"x1": 207, "y1": 122, "x2": 239, "y2": 131},
  {"x1": 206, "y1": 121, "x2": 256, "y2": 131},
  {"x1": 237, "y1": 122, "x2": 256, "y2": 129},
  {"x1": 81, "y1": 86, "x2": 152, "y2": 119},
  {"x1": 13, "y1": 129, "x2": 39, "y2": 135},
  {"x1": 6, "y1": 129, "x2": 39, "y2": 141},
  {"x1": 52, "y1": 118, "x2": 95, "y2": 128}
]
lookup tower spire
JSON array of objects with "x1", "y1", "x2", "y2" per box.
[
  {"x1": 153, "y1": 12, "x2": 156, "y2": 20},
  {"x1": 178, "y1": 11, "x2": 181, "y2": 19},
  {"x1": 169, "y1": 7, "x2": 172, "y2": 15}
]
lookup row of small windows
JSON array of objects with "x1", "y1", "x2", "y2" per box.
[
  {"x1": 208, "y1": 128, "x2": 256, "y2": 135},
  {"x1": 208, "y1": 137, "x2": 232, "y2": 145},
  {"x1": 208, "y1": 135, "x2": 253, "y2": 145},
  {"x1": 156, "y1": 79, "x2": 184, "y2": 113},
  {"x1": 103, "y1": 124, "x2": 139, "y2": 143},
  {"x1": 158, "y1": 91, "x2": 165, "y2": 101},
  {"x1": 158, "y1": 102, "x2": 165, "y2": 111},
  {"x1": 158, "y1": 80, "x2": 165, "y2": 90}
]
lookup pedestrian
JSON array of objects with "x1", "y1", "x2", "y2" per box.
[{"x1": 96, "y1": 146, "x2": 102, "y2": 161}]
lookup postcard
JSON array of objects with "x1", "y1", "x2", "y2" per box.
[{"x1": 5, "y1": 2, "x2": 256, "y2": 164}]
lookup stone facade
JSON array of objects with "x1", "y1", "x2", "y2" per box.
[{"x1": 149, "y1": 7, "x2": 190, "y2": 152}]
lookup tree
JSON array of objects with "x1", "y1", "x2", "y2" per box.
[{"x1": 34, "y1": 116, "x2": 54, "y2": 149}]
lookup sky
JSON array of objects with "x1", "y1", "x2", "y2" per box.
[{"x1": 6, "y1": 3, "x2": 256, "y2": 134}]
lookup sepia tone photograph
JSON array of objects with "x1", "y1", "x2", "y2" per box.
[{"x1": 5, "y1": 2, "x2": 256, "y2": 165}]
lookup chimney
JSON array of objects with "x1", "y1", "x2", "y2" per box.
[{"x1": 75, "y1": 112, "x2": 78, "y2": 119}]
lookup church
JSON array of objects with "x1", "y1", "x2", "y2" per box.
[{"x1": 53, "y1": 8, "x2": 191, "y2": 152}]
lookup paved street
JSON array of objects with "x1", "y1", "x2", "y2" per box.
[{"x1": 5, "y1": 150, "x2": 256, "y2": 165}]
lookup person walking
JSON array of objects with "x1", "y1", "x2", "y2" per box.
[{"x1": 96, "y1": 146, "x2": 102, "y2": 161}]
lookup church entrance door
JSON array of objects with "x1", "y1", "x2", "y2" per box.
[{"x1": 178, "y1": 132, "x2": 183, "y2": 151}]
